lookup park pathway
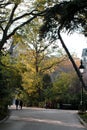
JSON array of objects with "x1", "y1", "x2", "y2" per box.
[{"x1": 0, "y1": 106, "x2": 86, "y2": 130}]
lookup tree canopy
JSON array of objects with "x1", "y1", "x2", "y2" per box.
[
  {"x1": 40, "y1": 0, "x2": 87, "y2": 40},
  {"x1": 0, "y1": 0, "x2": 46, "y2": 51},
  {"x1": 39, "y1": 0, "x2": 87, "y2": 90}
]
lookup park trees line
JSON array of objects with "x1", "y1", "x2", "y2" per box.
[
  {"x1": 11, "y1": 20, "x2": 68, "y2": 107},
  {"x1": 0, "y1": 0, "x2": 87, "y2": 119}
]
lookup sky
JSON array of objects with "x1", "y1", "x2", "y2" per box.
[{"x1": 60, "y1": 32, "x2": 87, "y2": 59}]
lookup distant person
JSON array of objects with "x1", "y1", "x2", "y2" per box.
[
  {"x1": 15, "y1": 99, "x2": 19, "y2": 110},
  {"x1": 19, "y1": 100, "x2": 23, "y2": 109}
]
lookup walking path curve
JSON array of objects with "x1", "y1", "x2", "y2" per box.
[{"x1": 0, "y1": 106, "x2": 86, "y2": 130}]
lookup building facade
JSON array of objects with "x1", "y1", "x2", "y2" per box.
[{"x1": 82, "y1": 48, "x2": 87, "y2": 69}]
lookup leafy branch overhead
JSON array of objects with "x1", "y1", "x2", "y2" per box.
[
  {"x1": 0, "y1": 0, "x2": 87, "y2": 51},
  {"x1": 39, "y1": 0, "x2": 87, "y2": 90},
  {"x1": 0, "y1": 0, "x2": 46, "y2": 51},
  {"x1": 40, "y1": 0, "x2": 87, "y2": 40}
]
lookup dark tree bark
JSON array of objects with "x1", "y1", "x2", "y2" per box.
[{"x1": 58, "y1": 29, "x2": 87, "y2": 90}]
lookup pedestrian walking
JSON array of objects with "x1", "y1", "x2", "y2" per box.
[
  {"x1": 15, "y1": 99, "x2": 19, "y2": 110},
  {"x1": 19, "y1": 100, "x2": 23, "y2": 109}
]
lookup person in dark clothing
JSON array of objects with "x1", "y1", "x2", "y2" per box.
[
  {"x1": 19, "y1": 100, "x2": 23, "y2": 109},
  {"x1": 15, "y1": 99, "x2": 19, "y2": 110}
]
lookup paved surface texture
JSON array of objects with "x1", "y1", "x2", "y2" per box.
[{"x1": 0, "y1": 106, "x2": 86, "y2": 130}]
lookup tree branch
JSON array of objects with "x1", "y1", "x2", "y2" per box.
[
  {"x1": 7, "y1": 15, "x2": 37, "y2": 39},
  {"x1": 7, "y1": 9, "x2": 47, "y2": 39},
  {"x1": 40, "y1": 56, "x2": 67, "y2": 73}
]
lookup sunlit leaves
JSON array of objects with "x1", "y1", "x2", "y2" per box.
[
  {"x1": 10, "y1": 0, "x2": 22, "y2": 4},
  {"x1": 53, "y1": 72, "x2": 71, "y2": 93}
]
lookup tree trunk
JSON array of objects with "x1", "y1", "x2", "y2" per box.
[{"x1": 58, "y1": 30, "x2": 87, "y2": 90}]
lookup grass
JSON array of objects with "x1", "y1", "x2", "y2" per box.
[{"x1": 78, "y1": 112, "x2": 87, "y2": 123}]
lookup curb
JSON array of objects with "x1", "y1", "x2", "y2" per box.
[
  {"x1": 0, "y1": 115, "x2": 9, "y2": 123},
  {"x1": 0, "y1": 110, "x2": 11, "y2": 124},
  {"x1": 77, "y1": 113, "x2": 87, "y2": 129}
]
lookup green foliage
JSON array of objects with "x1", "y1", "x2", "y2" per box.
[
  {"x1": 53, "y1": 71, "x2": 81, "y2": 106},
  {"x1": 13, "y1": 19, "x2": 67, "y2": 106},
  {"x1": 0, "y1": 52, "x2": 23, "y2": 119},
  {"x1": 0, "y1": 0, "x2": 45, "y2": 51},
  {"x1": 79, "y1": 112, "x2": 87, "y2": 119},
  {"x1": 34, "y1": 0, "x2": 59, "y2": 11},
  {"x1": 0, "y1": 0, "x2": 84, "y2": 110},
  {"x1": 42, "y1": 73, "x2": 52, "y2": 89},
  {"x1": 40, "y1": 0, "x2": 87, "y2": 40},
  {"x1": 11, "y1": 0, "x2": 22, "y2": 4},
  {"x1": 18, "y1": 47, "x2": 65, "y2": 105},
  {"x1": 53, "y1": 72, "x2": 71, "y2": 93}
]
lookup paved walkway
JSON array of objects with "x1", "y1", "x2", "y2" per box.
[{"x1": 0, "y1": 106, "x2": 86, "y2": 130}]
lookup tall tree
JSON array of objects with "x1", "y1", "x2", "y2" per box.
[
  {"x1": 39, "y1": 0, "x2": 87, "y2": 90},
  {"x1": 12, "y1": 20, "x2": 67, "y2": 104}
]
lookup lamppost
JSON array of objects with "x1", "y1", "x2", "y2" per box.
[{"x1": 79, "y1": 60, "x2": 85, "y2": 112}]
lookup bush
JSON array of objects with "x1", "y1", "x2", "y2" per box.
[
  {"x1": 78, "y1": 112, "x2": 87, "y2": 123},
  {"x1": 0, "y1": 106, "x2": 9, "y2": 120}
]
